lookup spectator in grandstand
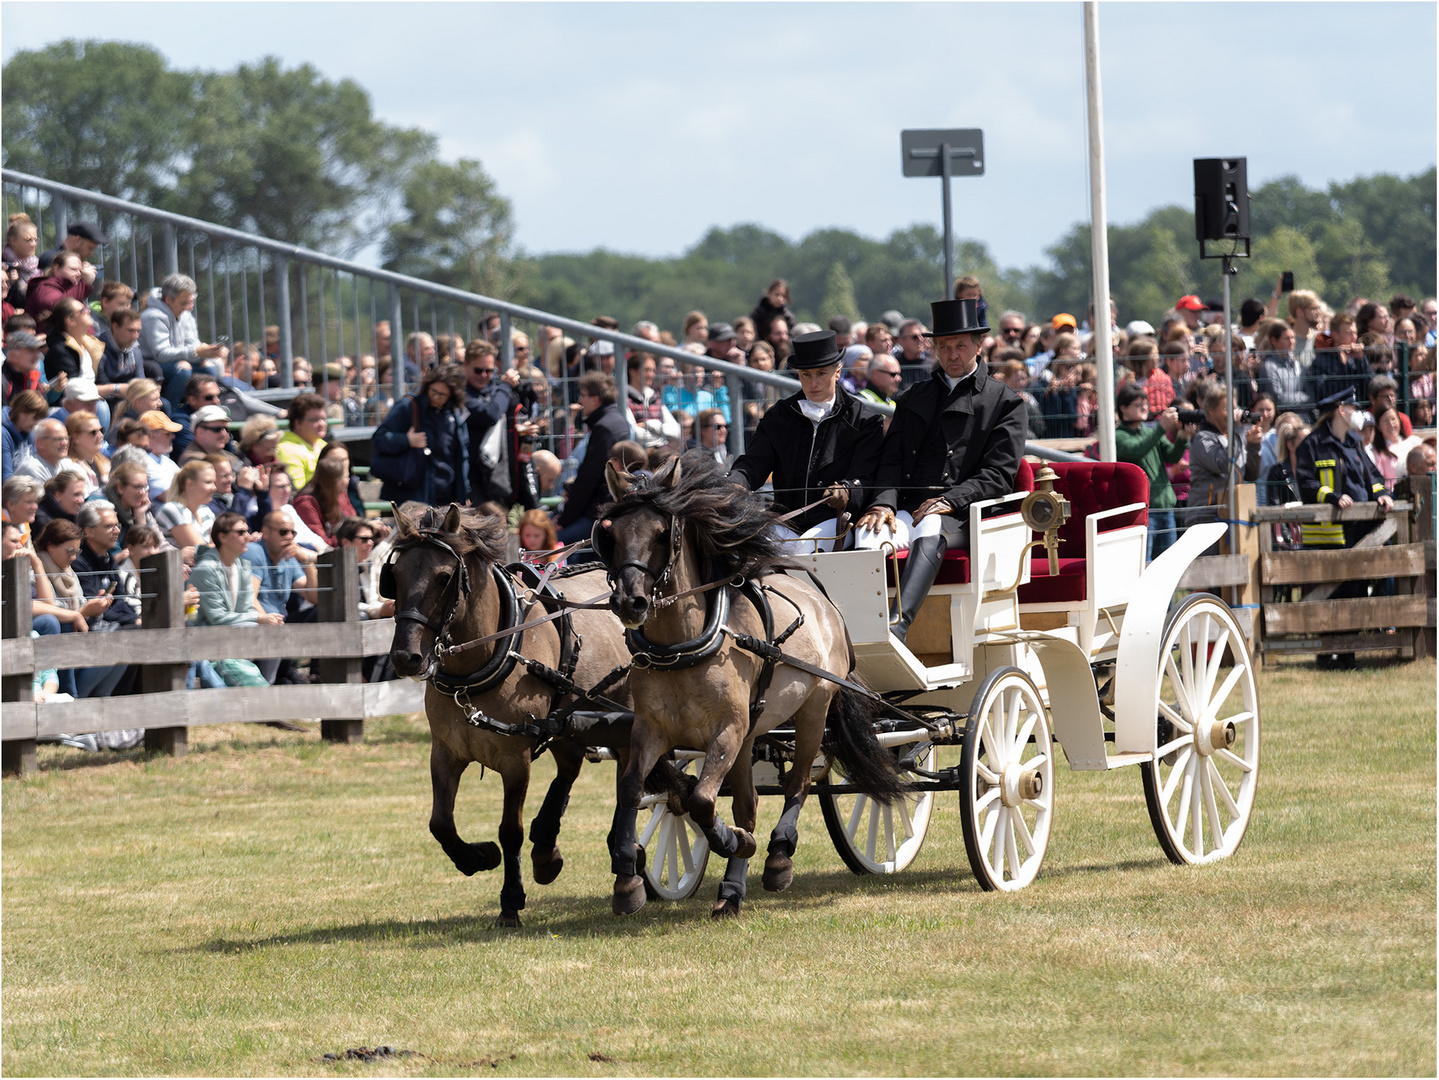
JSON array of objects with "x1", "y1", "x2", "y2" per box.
[
  {"x1": 61, "y1": 411, "x2": 109, "y2": 495},
  {"x1": 274, "y1": 392, "x2": 328, "y2": 489},
  {"x1": 1254, "y1": 318, "x2": 1316, "y2": 418},
  {"x1": 1040, "y1": 334, "x2": 1083, "y2": 437},
  {"x1": 855, "y1": 299, "x2": 1024, "y2": 643},
  {"x1": 1370, "y1": 406, "x2": 1421, "y2": 492},
  {"x1": 1285, "y1": 290, "x2": 1323, "y2": 368},
  {"x1": 237, "y1": 414, "x2": 281, "y2": 468},
  {"x1": 864, "y1": 322, "x2": 893, "y2": 368},
  {"x1": 292, "y1": 449, "x2": 358, "y2": 547},
  {"x1": 531, "y1": 449, "x2": 563, "y2": 501},
  {"x1": 1356, "y1": 301, "x2": 1393, "y2": 343},
  {"x1": 1312, "y1": 312, "x2": 1371, "y2": 404},
  {"x1": 1174, "y1": 295, "x2": 1206, "y2": 333},
  {"x1": 36, "y1": 517, "x2": 129, "y2": 698},
  {"x1": 663, "y1": 362, "x2": 729, "y2": 425},
  {"x1": 36, "y1": 221, "x2": 103, "y2": 278},
  {"x1": 178, "y1": 404, "x2": 236, "y2": 465},
  {"x1": 1184, "y1": 381, "x2": 1262, "y2": 545},
  {"x1": 895, "y1": 319, "x2": 930, "y2": 369},
  {"x1": 679, "y1": 310, "x2": 709, "y2": 348},
  {"x1": 996, "y1": 311, "x2": 1026, "y2": 349},
  {"x1": 43, "y1": 297, "x2": 104, "y2": 390},
  {"x1": 750, "y1": 280, "x2": 794, "y2": 342},
  {"x1": 1367, "y1": 374, "x2": 1413, "y2": 440},
  {"x1": 554, "y1": 372, "x2": 627, "y2": 546},
  {"x1": 688, "y1": 408, "x2": 731, "y2": 466},
  {"x1": 138, "y1": 409, "x2": 182, "y2": 499},
  {"x1": 252, "y1": 464, "x2": 327, "y2": 552},
  {"x1": 764, "y1": 314, "x2": 792, "y2": 367},
  {"x1": 1110, "y1": 382, "x2": 1191, "y2": 560},
  {"x1": 3, "y1": 330, "x2": 47, "y2": 406},
  {"x1": 26, "y1": 253, "x2": 96, "y2": 327},
  {"x1": 155, "y1": 459, "x2": 217, "y2": 552},
  {"x1": 74, "y1": 501, "x2": 138, "y2": 628},
  {"x1": 4, "y1": 215, "x2": 40, "y2": 295},
  {"x1": 372, "y1": 364, "x2": 469, "y2": 509},
  {"x1": 626, "y1": 351, "x2": 679, "y2": 449},
  {"x1": 15, "y1": 417, "x2": 69, "y2": 484},
  {"x1": 140, "y1": 273, "x2": 228, "y2": 407},
  {"x1": 731, "y1": 330, "x2": 882, "y2": 556},
  {"x1": 247, "y1": 508, "x2": 319, "y2": 622},
  {"x1": 105, "y1": 461, "x2": 161, "y2": 540},
  {"x1": 188, "y1": 511, "x2": 282, "y2": 684},
  {"x1": 3, "y1": 388, "x2": 48, "y2": 479},
  {"x1": 204, "y1": 452, "x2": 261, "y2": 522},
  {"x1": 2, "y1": 473, "x2": 44, "y2": 548},
  {"x1": 841, "y1": 348, "x2": 870, "y2": 394},
  {"x1": 97, "y1": 307, "x2": 147, "y2": 393},
  {"x1": 1263, "y1": 419, "x2": 1310, "y2": 507},
  {"x1": 516, "y1": 508, "x2": 563, "y2": 565},
  {"x1": 106, "y1": 378, "x2": 164, "y2": 442},
  {"x1": 705, "y1": 323, "x2": 745, "y2": 366},
  {"x1": 462, "y1": 340, "x2": 519, "y2": 505}
]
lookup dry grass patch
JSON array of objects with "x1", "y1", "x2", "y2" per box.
[{"x1": 3, "y1": 659, "x2": 1434, "y2": 1076}]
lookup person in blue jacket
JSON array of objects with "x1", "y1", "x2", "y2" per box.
[{"x1": 371, "y1": 364, "x2": 470, "y2": 507}]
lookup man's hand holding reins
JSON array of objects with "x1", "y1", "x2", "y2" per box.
[{"x1": 824, "y1": 482, "x2": 849, "y2": 510}]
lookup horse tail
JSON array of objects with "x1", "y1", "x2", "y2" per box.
[{"x1": 822, "y1": 686, "x2": 909, "y2": 806}]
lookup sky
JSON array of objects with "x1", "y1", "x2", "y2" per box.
[{"x1": 2, "y1": 2, "x2": 1435, "y2": 271}]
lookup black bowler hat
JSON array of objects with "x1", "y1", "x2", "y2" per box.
[
  {"x1": 924, "y1": 298, "x2": 989, "y2": 338},
  {"x1": 787, "y1": 330, "x2": 843, "y2": 369}
]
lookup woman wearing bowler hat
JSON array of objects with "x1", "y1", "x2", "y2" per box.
[
  {"x1": 728, "y1": 330, "x2": 883, "y2": 554},
  {"x1": 854, "y1": 298, "x2": 1027, "y2": 643}
]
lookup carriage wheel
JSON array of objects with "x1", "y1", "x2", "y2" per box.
[
  {"x1": 959, "y1": 667, "x2": 1054, "y2": 892},
  {"x1": 819, "y1": 737, "x2": 940, "y2": 875},
  {"x1": 637, "y1": 756, "x2": 710, "y2": 900},
  {"x1": 1141, "y1": 593, "x2": 1260, "y2": 865}
]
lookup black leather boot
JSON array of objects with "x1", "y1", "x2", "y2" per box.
[{"x1": 894, "y1": 535, "x2": 948, "y2": 644}]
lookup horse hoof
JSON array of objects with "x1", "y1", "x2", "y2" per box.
[
  {"x1": 762, "y1": 855, "x2": 793, "y2": 893},
  {"x1": 711, "y1": 897, "x2": 742, "y2": 919},
  {"x1": 612, "y1": 875, "x2": 647, "y2": 916},
  {"x1": 494, "y1": 912, "x2": 522, "y2": 929},
  {"x1": 456, "y1": 841, "x2": 502, "y2": 877},
  {"x1": 733, "y1": 828, "x2": 757, "y2": 860},
  {"x1": 531, "y1": 848, "x2": 563, "y2": 886}
]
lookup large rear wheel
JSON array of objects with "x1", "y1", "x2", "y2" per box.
[
  {"x1": 959, "y1": 667, "x2": 1054, "y2": 892},
  {"x1": 1141, "y1": 593, "x2": 1260, "y2": 865}
]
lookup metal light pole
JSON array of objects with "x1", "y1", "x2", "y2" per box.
[
  {"x1": 902, "y1": 129, "x2": 984, "y2": 299},
  {"x1": 1083, "y1": 2, "x2": 1115, "y2": 462}
]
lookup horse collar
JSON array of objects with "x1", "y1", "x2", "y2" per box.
[{"x1": 431, "y1": 564, "x2": 522, "y2": 694}]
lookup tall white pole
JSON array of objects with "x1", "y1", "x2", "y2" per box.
[{"x1": 1083, "y1": 1, "x2": 1115, "y2": 462}]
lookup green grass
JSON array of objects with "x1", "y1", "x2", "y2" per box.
[{"x1": 3, "y1": 656, "x2": 1434, "y2": 1076}]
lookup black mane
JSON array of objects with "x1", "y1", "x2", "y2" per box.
[
  {"x1": 399, "y1": 501, "x2": 509, "y2": 565},
  {"x1": 605, "y1": 451, "x2": 787, "y2": 579}
]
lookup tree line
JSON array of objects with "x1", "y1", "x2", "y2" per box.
[{"x1": 4, "y1": 42, "x2": 1433, "y2": 336}]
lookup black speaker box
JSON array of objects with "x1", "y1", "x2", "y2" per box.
[{"x1": 1194, "y1": 158, "x2": 1250, "y2": 243}]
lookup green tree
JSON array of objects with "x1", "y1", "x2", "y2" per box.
[
  {"x1": 820, "y1": 261, "x2": 861, "y2": 323},
  {"x1": 1, "y1": 40, "x2": 192, "y2": 206},
  {"x1": 382, "y1": 159, "x2": 516, "y2": 299}
]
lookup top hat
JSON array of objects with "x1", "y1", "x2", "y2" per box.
[
  {"x1": 787, "y1": 330, "x2": 843, "y2": 369},
  {"x1": 924, "y1": 298, "x2": 989, "y2": 338}
]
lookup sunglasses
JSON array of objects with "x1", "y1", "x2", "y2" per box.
[
  {"x1": 266, "y1": 526, "x2": 296, "y2": 537},
  {"x1": 198, "y1": 425, "x2": 228, "y2": 434},
  {"x1": 196, "y1": 392, "x2": 222, "y2": 402},
  {"x1": 471, "y1": 367, "x2": 496, "y2": 375},
  {"x1": 354, "y1": 535, "x2": 375, "y2": 544}
]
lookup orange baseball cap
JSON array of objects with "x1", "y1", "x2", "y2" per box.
[
  {"x1": 140, "y1": 409, "x2": 183, "y2": 433},
  {"x1": 1050, "y1": 313, "x2": 1077, "y2": 331}
]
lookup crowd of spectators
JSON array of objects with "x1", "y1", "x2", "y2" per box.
[{"x1": 2, "y1": 212, "x2": 1436, "y2": 711}]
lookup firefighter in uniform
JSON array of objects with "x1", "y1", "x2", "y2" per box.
[
  {"x1": 853, "y1": 298, "x2": 1027, "y2": 643},
  {"x1": 1293, "y1": 385, "x2": 1394, "y2": 668},
  {"x1": 729, "y1": 330, "x2": 884, "y2": 554}
]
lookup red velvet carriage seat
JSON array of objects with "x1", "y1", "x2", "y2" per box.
[{"x1": 1016, "y1": 461, "x2": 1149, "y2": 604}]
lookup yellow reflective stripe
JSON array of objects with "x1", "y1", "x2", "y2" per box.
[
  {"x1": 1316, "y1": 486, "x2": 1334, "y2": 501},
  {"x1": 1314, "y1": 458, "x2": 1338, "y2": 467},
  {"x1": 1301, "y1": 523, "x2": 1345, "y2": 545},
  {"x1": 1372, "y1": 482, "x2": 1385, "y2": 494}
]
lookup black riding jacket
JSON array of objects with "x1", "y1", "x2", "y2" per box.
[{"x1": 729, "y1": 390, "x2": 884, "y2": 534}]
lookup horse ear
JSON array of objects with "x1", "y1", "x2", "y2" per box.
[
  {"x1": 606, "y1": 460, "x2": 635, "y2": 500},
  {"x1": 442, "y1": 502, "x2": 464, "y2": 534},
  {"x1": 654, "y1": 454, "x2": 682, "y2": 489},
  {"x1": 392, "y1": 502, "x2": 414, "y2": 537}
]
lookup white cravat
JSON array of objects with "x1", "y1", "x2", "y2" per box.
[{"x1": 798, "y1": 397, "x2": 836, "y2": 423}]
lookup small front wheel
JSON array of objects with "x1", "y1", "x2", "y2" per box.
[
  {"x1": 818, "y1": 737, "x2": 939, "y2": 875},
  {"x1": 959, "y1": 667, "x2": 1054, "y2": 892},
  {"x1": 638, "y1": 755, "x2": 710, "y2": 900}
]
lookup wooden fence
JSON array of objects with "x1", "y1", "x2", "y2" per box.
[{"x1": 1, "y1": 547, "x2": 422, "y2": 777}]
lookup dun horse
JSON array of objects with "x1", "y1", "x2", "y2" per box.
[
  {"x1": 598, "y1": 453, "x2": 906, "y2": 917},
  {"x1": 386, "y1": 502, "x2": 634, "y2": 926}
]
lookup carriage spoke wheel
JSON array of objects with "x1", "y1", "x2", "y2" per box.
[
  {"x1": 819, "y1": 738, "x2": 941, "y2": 875},
  {"x1": 1142, "y1": 593, "x2": 1260, "y2": 865},
  {"x1": 637, "y1": 755, "x2": 709, "y2": 900},
  {"x1": 959, "y1": 668, "x2": 1053, "y2": 892}
]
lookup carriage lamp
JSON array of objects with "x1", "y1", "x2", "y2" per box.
[{"x1": 1020, "y1": 465, "x2": 1070, "y2": 577}]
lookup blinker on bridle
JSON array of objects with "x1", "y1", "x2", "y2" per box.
[
  {"x1": 595, "y1": 511, "x2": 683, "y2": 609},
  {"x1": 387, "y1": 528, "x2": 474, "y2": 673}
]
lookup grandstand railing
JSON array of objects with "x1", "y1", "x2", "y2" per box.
[{"x1": 3, "y1": 169, "x2": 1091, "y2": 463}]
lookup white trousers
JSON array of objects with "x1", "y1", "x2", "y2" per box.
[
  {"x1": 770, "y1": 518, "x2": 845, "y2": 555},
  {"x1": 852, "y1": 510, "x2": 946, "y2": 553}
]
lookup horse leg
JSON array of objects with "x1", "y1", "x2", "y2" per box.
[
  {"x1": 529, "y1": 741, "x2": 583, "y2": 886},
  {"x1": 609, "y1": 727, "x2": 667, "y2": 916},
  {"x1": 711, "y1": 739, "x2": 759, "y2": 918},
  {"x1": 429, "y1": 739, "x2": 501, "y2": 876},
  {"x1": 494, "y1": 755, "x2": 531, "y2": 928},
  {"x1": 764, "y1": 694, "x2": 829, "y2": 892},
  {"x1": 687, "y1": 721, "x2": 757, "y2": 871}
]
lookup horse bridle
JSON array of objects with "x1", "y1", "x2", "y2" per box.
[
  {"x1": 593, "y1": 510, "x2": 684, "y2": 609},
  {"x1": 384, "y1": 528, "x2": 473, "y2": 675}
]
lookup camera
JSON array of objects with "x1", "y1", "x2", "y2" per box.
[
  {"x1": 1238, "y1": 410, "x2": 1263, "y2": 425},
  {"x1": 1177, "y1": 408, "x2": 1205, "y2": 425}
]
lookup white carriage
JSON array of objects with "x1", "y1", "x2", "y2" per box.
[{"x1": 636, "y1": 460, "x2": 1260, "y2": 898}]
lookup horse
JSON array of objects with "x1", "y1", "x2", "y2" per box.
[
  {"x1": 385, "y1": 501, "x2": 636, "y2": 927},
  {"x1": 596, "y1": 452, "x2": 907, "y2": 918}
]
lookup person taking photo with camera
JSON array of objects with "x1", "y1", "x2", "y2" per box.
[{"x1": 1184, "y1": 382, "x2": 1262, "y2": 551}]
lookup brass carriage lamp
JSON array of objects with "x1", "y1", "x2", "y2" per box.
[{"x1": 1020, "y1": 465, "x2": 1070, "y2": 577}]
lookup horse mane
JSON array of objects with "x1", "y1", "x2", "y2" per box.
[
  {"x1": 605, "y1": 451, "x2": 787, "y2": 579},
  {"x1": 398, "y1": 501, "x2": 509, "y2": 565}
]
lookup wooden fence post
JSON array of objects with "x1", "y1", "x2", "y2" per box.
[
  {"x1": 314, "y1": 547, "x2": 364, "y2": 744},
  {"x1": 140, "y1": 549, "x2": 188, "y2": 758},
  {"x1": 2, "y1": 556, "x2": 37, "y2": 776}
]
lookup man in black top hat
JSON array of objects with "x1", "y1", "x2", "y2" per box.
[
  {"x1": 729, "y1": 330, "x2": 884, "y2": 554},
  {"x1": 854, "y1": 298, "x2": 1027, "y2": 643}
]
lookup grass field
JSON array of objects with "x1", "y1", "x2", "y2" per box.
[{"x1": 3, "y1": 655, "x2": 1434, "y2": 1077}]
